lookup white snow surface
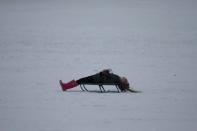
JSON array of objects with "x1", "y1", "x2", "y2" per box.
[{"x1": 0, "y1": 0, "x2": 197, "y2": 131}]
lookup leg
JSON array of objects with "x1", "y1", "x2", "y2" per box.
[
  {"x1": 59, "y1": 80, "x2": 77, "y2": 91},
  {"x1": 76, "y1": 75, "x2": 97, "y2": 84}
]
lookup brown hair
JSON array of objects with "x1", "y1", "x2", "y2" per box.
[{"x1": 119, "y1": 77, "x2": 130, "y2": 91}]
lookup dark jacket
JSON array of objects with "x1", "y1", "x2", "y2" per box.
[{"x1": 76, "y1": 70, "x2": 128, "y2": 91}]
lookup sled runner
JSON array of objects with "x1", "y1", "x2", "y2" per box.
[{"x1": 79, "y1": 83, "x2": 121, "y2": 93}]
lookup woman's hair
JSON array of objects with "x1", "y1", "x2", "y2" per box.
[{"x1": 120, "y1": 77, "x2": 130, "y2": 90}]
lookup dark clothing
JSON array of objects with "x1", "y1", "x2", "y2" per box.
[
  {"x1": 76, "y1": 73, "x2": 121, "y2": 85},
  {"x1": 76, "y1": 70, "x2": 129, "y2": 91}
]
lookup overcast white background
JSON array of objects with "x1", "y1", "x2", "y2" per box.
[{"x1": 0, "y1": 0, "x2": 197, "y2": 131}]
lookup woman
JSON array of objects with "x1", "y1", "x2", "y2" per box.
[{"x1": 59, "y1": 69, "x2": 136, "y2": 92}]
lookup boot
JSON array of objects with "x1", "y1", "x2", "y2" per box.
[{"x1": 59, "y1": 80, "x2": 78, "y2": 91}]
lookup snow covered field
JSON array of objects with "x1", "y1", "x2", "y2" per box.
[{"x1": 0, "y1": 0, "x2": 197, "y2": 131}]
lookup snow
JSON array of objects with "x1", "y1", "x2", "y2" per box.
[{"x1": 0, "y1": 0, "x2": 197, "y2": 131}]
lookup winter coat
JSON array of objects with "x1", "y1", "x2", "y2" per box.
[{"x1": 76, "y1": 70, "x2": 129, "y2": 91}]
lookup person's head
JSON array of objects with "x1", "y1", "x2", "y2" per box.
[{"x1": 120, "y1": 76, "x2": 130, "y2": 91}]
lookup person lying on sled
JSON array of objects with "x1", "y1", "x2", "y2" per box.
[{"x1": 59, "y1": 69, "x2": 135, "y2": 92}]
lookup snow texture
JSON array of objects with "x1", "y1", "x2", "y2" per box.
[{"x1": 0, "y1": 0, "x2": 197, "y2": 131}]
